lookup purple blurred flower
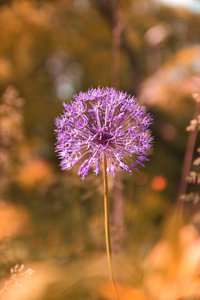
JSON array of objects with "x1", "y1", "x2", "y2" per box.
[{"x1": 55, "y1": 87, "x2": 153, "y2": 179}]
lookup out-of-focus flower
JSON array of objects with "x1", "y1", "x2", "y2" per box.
[
  {"x1": 145, "y1": 224, "x2": 200, "y2": 300},
  {"x1": 139, "y1": 45, "x2": 200, "y2": 107},
  {"x1": 55, "y1": 87, "x2": 153, "y2": 179},
  {"x1": 0, "y1": 265, "x2": 34, "y2": 299},
  {"x1": 99, "y1": 281, "x2": 148, "y2": 300},
  {"x1": 0, "y1": 202, "x2": 33, "y2": 240},
  {"x1": 100, "y1": 222, "x2": 200, "y2": 300},
  {"x1": 17, "y1": 158, "x2": 53, "y2": 188},
  {"x1": 0, "y1": 263, "x2": 56, "y2": 300},
  {"x1": 0, "y1": 86, "x2": 25, "y2": 198}
]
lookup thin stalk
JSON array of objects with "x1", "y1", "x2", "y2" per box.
[
  {"x1": 112, "y1": 0, "x2": 124, "y2": 252},
  {"x1": 103, "y1": 152, "x2": 118, "y2": 300},
  {"x1": 177, "y1": 100, "x2": 200, "y2": 223},
  {"x1": 112, "y1": 0, "x2": 121, "y2": 90}
]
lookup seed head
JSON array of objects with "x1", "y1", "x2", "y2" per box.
[{"x1": 55, "y1": 87, "x2": 153, "y2": 179}]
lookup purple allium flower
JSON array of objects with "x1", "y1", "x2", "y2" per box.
[{"x1": 55, "y1": 87, "x2": 153, "y2": 179}]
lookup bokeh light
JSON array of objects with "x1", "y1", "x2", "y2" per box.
[{"x1": 151, "y1": 175, "x2": 168, "y2": 191}]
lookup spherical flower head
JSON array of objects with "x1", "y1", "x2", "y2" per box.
[{"x1": 55, "y1": 87, "x2": 153, "y2": 179}]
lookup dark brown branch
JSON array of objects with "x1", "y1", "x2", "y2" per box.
[{"x1": 91, "y1": 0, "x2": 140, "y2": 92}]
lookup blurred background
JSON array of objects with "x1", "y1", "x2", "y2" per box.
[{"x1": 0, "y1": 0, "x2": 200, "y2": 299}]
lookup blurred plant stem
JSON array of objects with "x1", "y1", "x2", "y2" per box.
[
  {"x1": 92, "y1": 0, "x2": 139, "y2": 92},
  {"x1": 112, "y1": 0, "x2": 125, "y2": 252},
  {"x1": 103, "y1": 152, "x2": 118, "y2": 300},
  {"x1": 112, "y1": 0, "x2": 121, "y2": 90},
  {"x1": 177, "y1": 98, "x2": 200, "y2": 219}
]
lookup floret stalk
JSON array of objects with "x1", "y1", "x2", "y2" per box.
[{"x1": 103, "y1": 151, "x2": 118, "y2": 300}]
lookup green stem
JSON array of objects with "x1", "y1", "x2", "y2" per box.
[{"x1": 103, "y1": 152, "x2": 118, "y2": 300}]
